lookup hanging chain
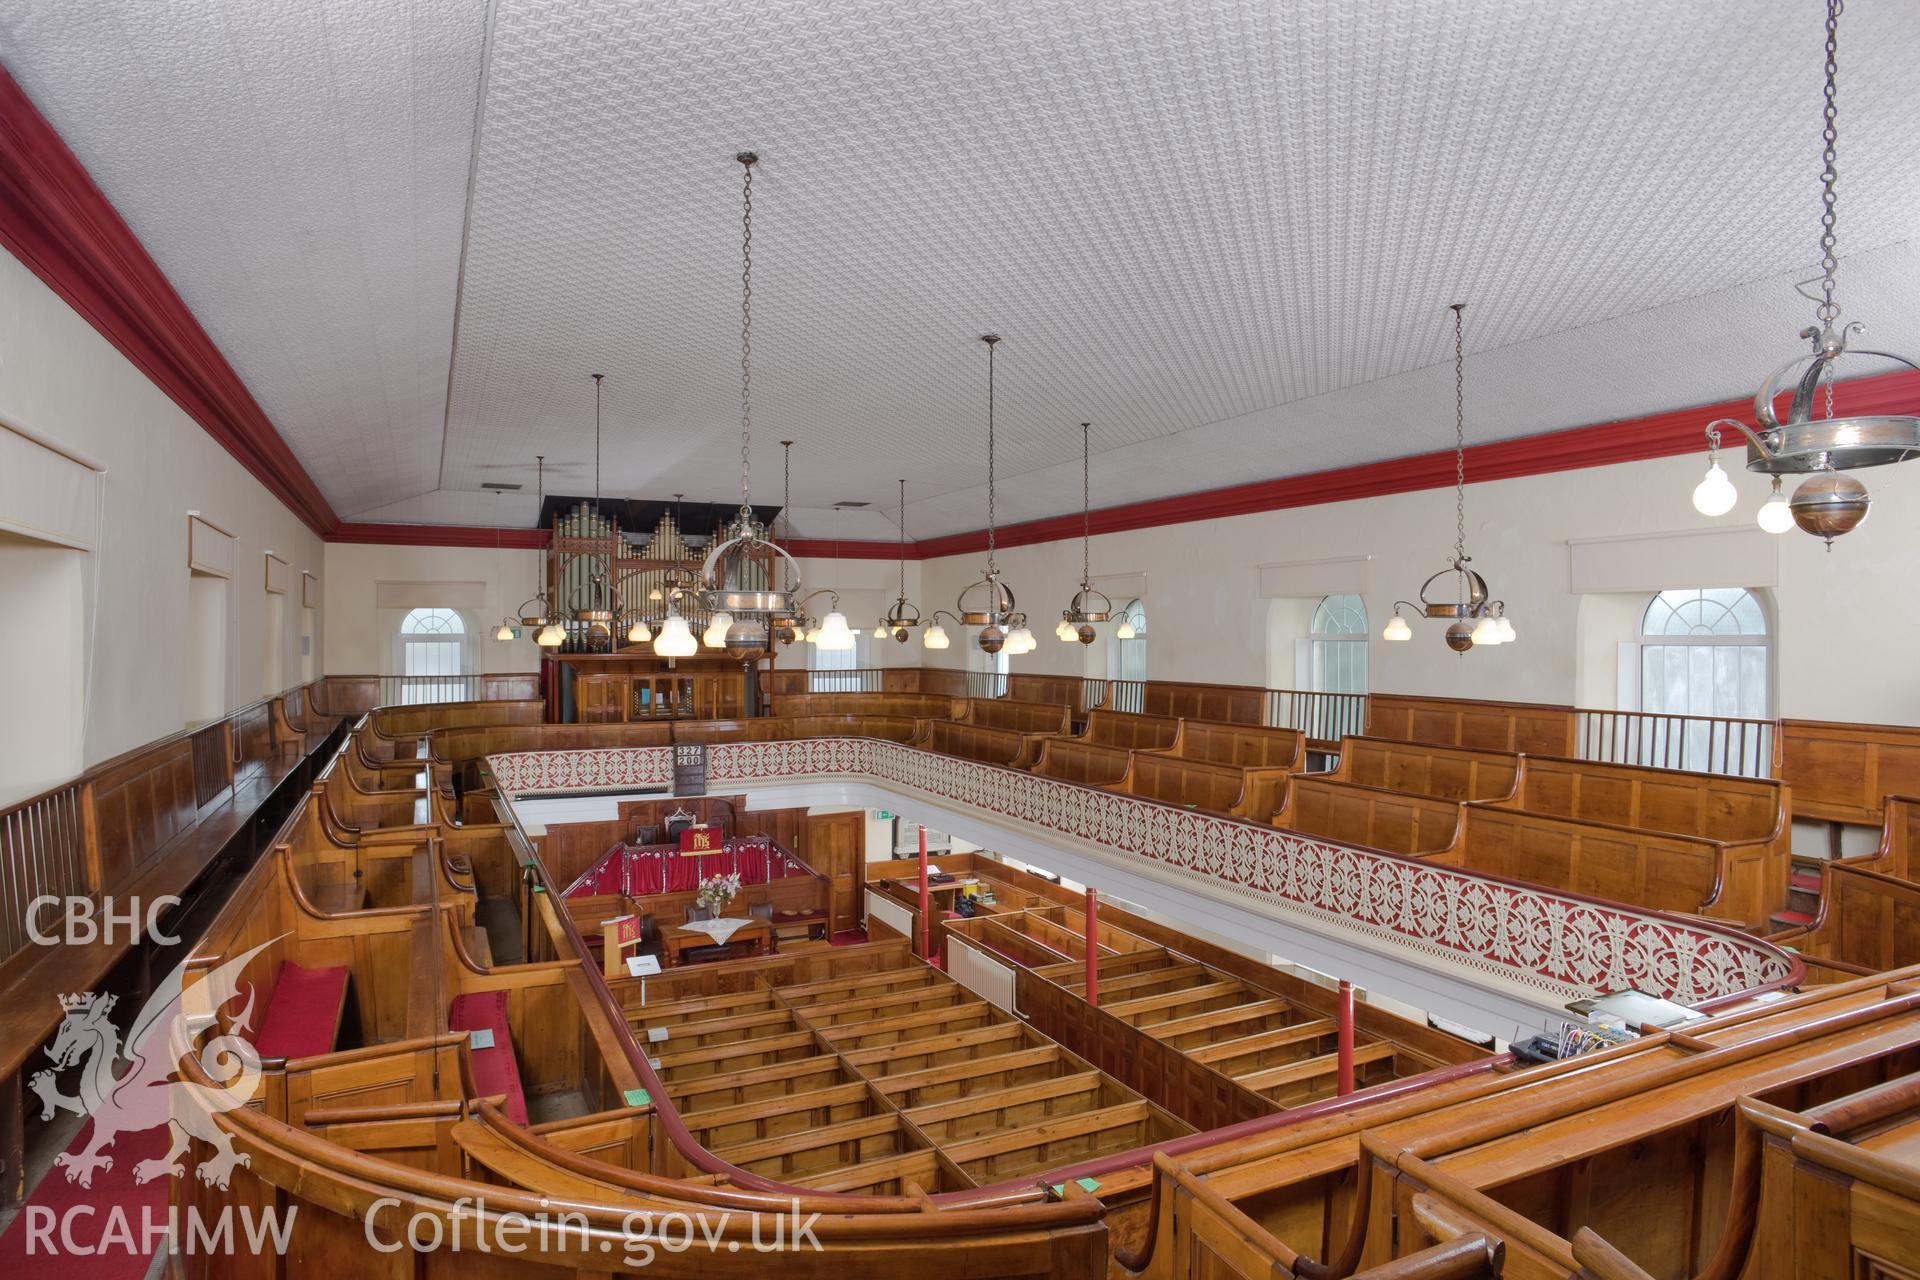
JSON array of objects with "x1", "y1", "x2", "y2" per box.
[
  {"x1": 1452, "y1": 304, "x2": 1466, "y2": 561},
  {"x1": 984, "y1": 335, "x2": 1000, "y2": 572},
  {"x1": 780, "y1": 441, "x2": 792, "y2": 541},
  {"x1": 738, "y1": 153, "x2": 757, "y2": 511},
  {"x1": 897, "y1": 478, "x2": 908, "y2": 595},
  {"x1": 1081, "y1": 422, "x2": 1092, "y2": 584},
  {"x1": 1816, "y1": 0, "x2": 1842, "y2": 327},
  {"x1": 591, "y1": 373, "x2": 604, "y2": 518}
]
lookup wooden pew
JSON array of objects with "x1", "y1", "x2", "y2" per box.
[
  {"x1": 1842, "y1": 793, "x2": 1920, "y2": 883},
  {"x1": 774, "y1": 692, "x2": 964, "y2": 720},
  {"x1": 1006, "y1": 674, "x2": 1094, "y2": 720},
  {"x1": 1118, "y1": 753, "x2": 1268, "y2": 818},
  {"x1": 1778, "y1": 717, "x2": 1920, "y2": 827},
  {"x1": 1119, "y1": 720, "x2": 1306, "y2": 819},
  {"x1": 0, "y1": 682, "x2": 344, "y2": 1204},
  {"x1": 1492, "y1": 754, "x2": 1791, "y2": 927},
  {"x1": 1132, "y1": 680, "x2": 1267, "y2": 727},
  {"x1": 1022, "y1": 708, "x2": 1182, "y2": 772},
  {"x1": 1773, "y1": 860, "x2": 1920, "y2": 978},
  {"x1": 1325, "y1": 735, "x2": 1522, "y2": 802},
  {"x1": 919, "y1": 720, "x2": 1031, "y2": 767},
  {"x1": 1164, "y1": 720, "x2": 1305, "y2": 770},
  {"x1": 1367, "y1": 691, "x2": 1577, "y2": 755},
  {"x1": 1451, "y1": 804, "x2": 1770, "y2": 927},
  {"x1": 1273, "y1": 776, "x2": 1462, "y2": 855},
  {"x1": 1029, "y1": 737, "x2": 1134, "y2": 788},
  {"x1": 956, "y1": 696, "x2": 1073, "y2": 738},
  {"x1": 1118, "y1": 1150, "x2": 1501, "y2": 1280}
]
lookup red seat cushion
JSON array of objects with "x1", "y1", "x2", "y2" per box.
[
  {"x1": 254, "y1": 962, "x2": 348, "y2": 1061},
  {"x1": 449, "y1": 991, "x2": 529, "y2": 1126}
]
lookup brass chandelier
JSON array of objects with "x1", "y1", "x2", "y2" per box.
[
  {"x1": 699, "y1": 151, "x2": 804, "y2": 652},
  {"x1": 874, "y1": 478, "x2": 924, "y2": 642},
  {"x1": 1055, "y1": 422, "x2": 1110, "y2": 645},
  {"x1": 517, "y1": 456, "x2": 566, "y2": 648},
  {"x1": 1384, "y1": 303, "x2": 1513, "y2": 653},
  {"x1": 956, "y1": 334, "x2": 1032, "y2": 655},
  {"x1": 1688, "y1": 0, "x2": 1920, "y2": 548}
]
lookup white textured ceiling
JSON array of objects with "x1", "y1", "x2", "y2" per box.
[{"x1": 5, "y1": 0, "x2": 1920, "y2": 536}]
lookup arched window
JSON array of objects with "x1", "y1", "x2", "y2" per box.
[
  {"x1": 1309, "y1": 594, "x2": 1368, "y2": 696},
  {"x1": 396, "y1": 608, "x2": 469, "y2": 704},
  {"x1": 1637, "y1": 588, "x2": 1769, "y2": 720},
  {"x1": 1106, "y1": 598, "x2": 1147, "y2": 708}
]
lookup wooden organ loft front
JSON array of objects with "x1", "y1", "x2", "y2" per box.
[{"x1": 539, "y1": 499, "x2": 789, "y2": 724}]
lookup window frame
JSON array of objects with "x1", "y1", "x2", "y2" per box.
[
  {"x1": 1634, "y1": 588, "x2": 1771, "y2": 721},
  {"x1": 1308, "y1": 593, "x2": 1369, "y2": 696}
]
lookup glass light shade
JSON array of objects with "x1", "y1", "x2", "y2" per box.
[
  {"x1": 1007, "y1": 625, "x2": 1034, "y2": 654},
  {"x1": 1382, "y1": 614, "x2": 1412, "y2": 642},
  {"x1": 654, "y1": 614, "x2": 697, "y2": 657},
  {"x1": 702, "y1": 610, "x2": 734, "y2": 649},
  {"x1": 1692, "y1": 461, "x2": 1738, "y2": 517},
  {"x1": 1055, "y1": 619, "x2": 1075, "y2": 641},
  {"x1": 648, "y1": 587, "x2": 663, "y2": 601},
  {"x1": 816, "y1": 611, "x2": 856, "y2": 650},
  {"x1": 493, "y1": 623, "x2": 514, "y2": 642},
  {"x1": 536, "y1": 622, "x2": 566, "y2": 647},
  {"x1": 1496, "y1": 616, "x2": 1516, "y2": 643},
  {"x1": 873, "y1": 624, "x2": 889, "y2": 639},
  {"x1": 627, "y1": 620, "x2": 652, "y2": 643},
  {"x1": 1115, "y1": 620, "x2": 1136, "y2": 640},
  {"x1": 1470, "y1": 615, "x2": 1502, "y2": 645},
  {"x1": 803, "y1": 626, "x2": 821, "y2": 644},
  {"x1": 923, "y1": 624, "x2": 949, "y2": 649},
  {"x1": 1756, "y1": 486, "x2": 1795, "y2": 534}
]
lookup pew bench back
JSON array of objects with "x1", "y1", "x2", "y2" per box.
[
  {"x1": 1274, "y1": 776, "x2": 1461, "y2": 856},
  {"x1": 1331, "y1": 736, "x2": 1522, "y2": 803}
]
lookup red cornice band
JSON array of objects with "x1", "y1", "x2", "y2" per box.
[
  {"x1": 0, "y1": 68, "x2": 340, "y2": 536},
  {"x1": 324, "y1": 522, "x2": 550, "y2": 549},
  {"x1": 325, "y1": 367, "x2": 1920, "y2": 554}
]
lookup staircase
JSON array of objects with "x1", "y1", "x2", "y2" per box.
[{"x1": 1770, "y1": 860, "x2": 1825, "y2": 932}]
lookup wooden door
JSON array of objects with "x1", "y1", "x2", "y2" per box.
[
  {"x1": 576, "y1": 675, "x2": 627, "y2": 723},
  {"x1": 803, "y1": 810, "x2": 864, "y2": 938}
]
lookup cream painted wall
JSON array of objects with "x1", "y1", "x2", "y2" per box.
[
  {"x1": 309, "y1": 434, "x2": 1920, "y2": 724},
  {"x1": 917, "y1": 449, "x2": 1920, "y2": 725},
  {"x1": 317, "y1": 548, "x2": 923, "y2": 678},
  {"x1": 0, "y1": 252, "x2": 326, "y2": 771},
  {"x1": 0, "y1": 533, "x2": 85, "y2": 799},
  {"x1": 320, "y1": 543, "x2": 546, "y2": 675}
]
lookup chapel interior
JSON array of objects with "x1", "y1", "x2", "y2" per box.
[{"x1": 2, "y1": 2, "x2": 1920, "y2": 1278}]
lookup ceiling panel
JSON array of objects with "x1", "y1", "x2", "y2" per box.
[{"x1": 5, "y1": 0, "x2": 1919, "y2": 534}]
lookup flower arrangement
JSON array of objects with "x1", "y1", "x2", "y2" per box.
[{"x1": 695, "y1": 872, "x2": 742, "y2": 915}]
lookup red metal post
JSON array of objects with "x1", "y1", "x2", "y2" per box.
[
  {"x1": 1084, "y1": 887, "x2": 1099, "y2": 1007},
  {"x1": 1336, "y1": 979, "x2": 1355, "y2": 1096},
  {"x1": 917, "y1": 824, "x2": 931, "y2": 961}
]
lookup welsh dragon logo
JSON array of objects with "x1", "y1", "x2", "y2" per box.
[{"x1": 28, "y1": 938, "x2": 281, "y2": 1189}]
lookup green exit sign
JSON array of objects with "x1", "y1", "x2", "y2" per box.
[{"x1": 874, "y1": 810, "x2": 894, "y2": 821}]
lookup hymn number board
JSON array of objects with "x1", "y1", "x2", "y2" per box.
[{"x1": 673, "y1": 743, "x2": 707, "y2": 795}]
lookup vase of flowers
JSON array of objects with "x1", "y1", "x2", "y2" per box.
[{"x1": 695, "y1": 872, "x2": 742, "y2": 917}]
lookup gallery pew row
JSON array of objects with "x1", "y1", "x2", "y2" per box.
[
  {"x1": 780, "y1": 669, "x2": 1920, "y2": 853},
  {"x1": 1268, "y1": 734, "x2": 1792, "y2": 931},
  {"x1": 0, "y1": 676, "x2": 358, "y2": 1206}
]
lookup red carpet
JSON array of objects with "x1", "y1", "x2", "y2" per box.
[
  {"x1": 830, "y1": 929, "x2": 869, "y2": 946},
  {"x1": 0, "y1": 1118, "x2": 170, "y2": 1280}
]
